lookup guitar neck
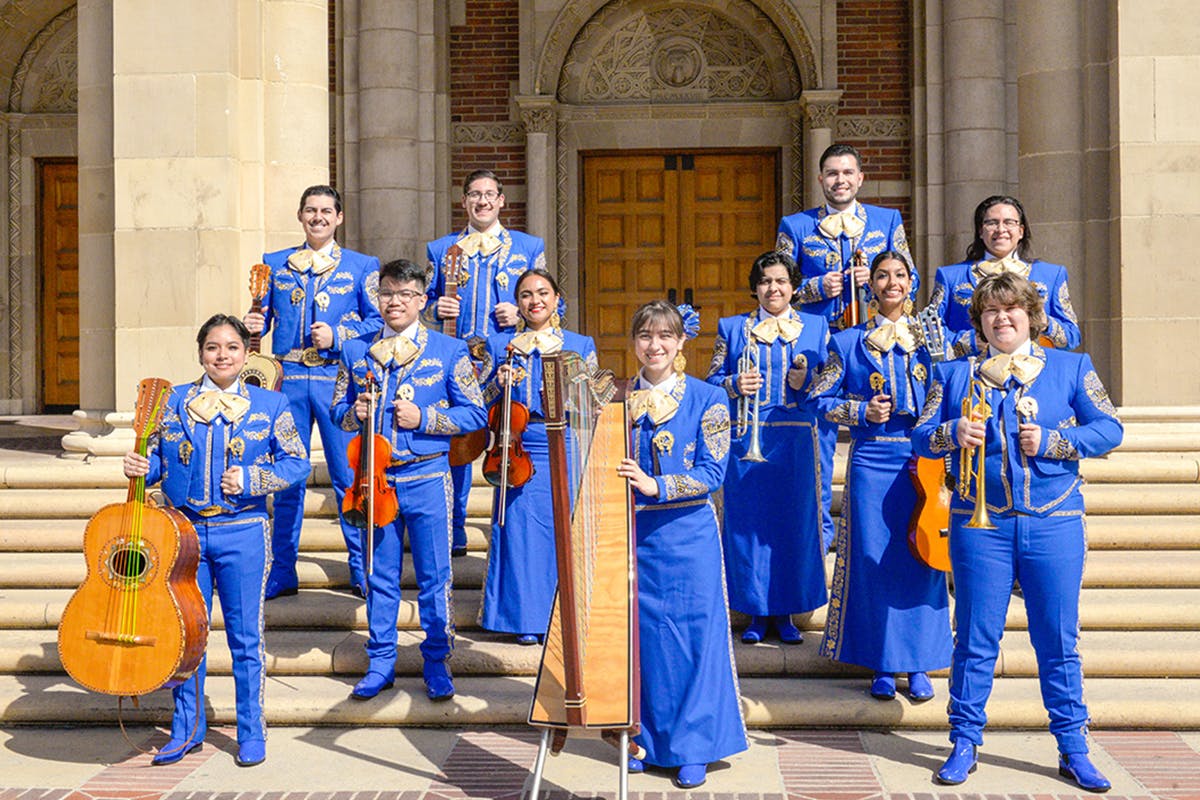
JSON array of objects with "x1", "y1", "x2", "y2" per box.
[
  {"x1": 443, "y1": 277, "x2": 459, "y2": 338},
  {"x1": 248, "y1": 298, "x2": 265, "y2": 354}
]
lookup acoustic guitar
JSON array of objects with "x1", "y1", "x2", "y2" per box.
[
  {"x1": 442, "y1": 243, "x2": 488, "y2": 466},
  {"x1": 57, "y1": 378, "x2": 209, "y2": 695},
  {"x1": 907, "y1": 305, "x2": 952, "y2": 573},
  {"x1": 240, "y1": 263, "x2": 283, "y2": 391}
]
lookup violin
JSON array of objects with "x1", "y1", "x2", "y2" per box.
[
  {"x1": 342, "y1": 370, "x2": 399, "y2": 579},
  {"x1": 58, "y1": 378, "x2": 208, "y2": 696},
  {"x1": 482, "y1": 344, "x2": 534, "y2": 525},
  {"x1": 840, "y1": 249, "x2": 870, "y2": 329},
  {"x1": 442, "y1": 243, "x2": 489, "y2": 466}
]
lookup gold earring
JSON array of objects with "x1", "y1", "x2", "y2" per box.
[
  {"x1": 549, "y1": 311, "x2": 561, "y2": 329},
  {"x1": 673, "y1": 352, "x2": 687, "y2": 376},
  {"x1": 868, "y1": 298, "x2": 879, "y2": 313},
  {"x1": 516, "y1": 316, "x2": 526, "y2": 332},
  {"x1": 903, "y1": 298, "x2": 914, "y2": 315}
]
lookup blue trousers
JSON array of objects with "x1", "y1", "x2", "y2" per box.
[
  {"x1": 948, "y1": 509, "x2": 1090, "y2": 754},
  {"x1": 273, "y1": 368, "x2": 364, "y2": 587},
  {"x1": 450, "y1": 463, "x2": 471, "y2": 550},
  {"x1": 817, "y1": 418, "x2": 837, "y2": 550},
  {"x1": 364, "y1": 458, "x2": 455, "y2": 673},
  {"x1": 170, "y1": 515, "x2": 270, "y2": 746}
]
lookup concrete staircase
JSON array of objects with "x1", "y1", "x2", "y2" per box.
[{"x1": 2, "y1": 408, "x2": 1199, "y2": 730}]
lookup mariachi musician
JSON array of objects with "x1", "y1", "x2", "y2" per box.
[
  {"x1": 912, "y1": 272, "x2": 1122, "y2": 791},
  {"x1": 478, "y1": 268, "x2": 597, "y2": 645},
  {"x1": 929, "y1": 195, "x2": 1081, "y2": 357},
  {"x1": 122, "y1": 315, "x2": 310, "y2": 768},
  {"x1": 426, "y1": 169, "x2": 547, "y2": 558},
  {"x1": 706, "y1": 251, "x2": 829, "y2": 645},
  {"x1": 615, "y1": 301, "x2": 747, "y2": 791},
  {"x1": 805, "y1": 251, "x2": 951, "y2": 701},
  {"x1": 331, "y1": 258, "x2": 486, "y2": 703}
]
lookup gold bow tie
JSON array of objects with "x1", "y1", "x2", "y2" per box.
[
  {"x1": 457, "y1": 230, "x2": 502, "y2": 258},
  {"x1": 287, "y1": 248, "x2": 336, "y2": 275},
  {"x1": 973, "y1": 255, "x2": 1030, "y2": 280},
  {"x1": 978, "y1": 352, "x2": 1044, "y2": 388},
  {"x1": 865, "y1": 319, "x2": 918, "y2": 353},
  {"x1": 187, "y1": 391, "x2": 250, "y2": 424},
  {"x1": 510, "y1": 330, "x2": 562, "y2": 355},
  {"x1": 627, "y1": 388, "x2": 679, "y2": 426},
  {"x1": 818, "y1": 209, "x2": 866, "y2": 240},
  {"x1": 369, "y1": 335, "x2": 419, "y2": 368},
  {"x1": 751, "y1": 316, "x2": 803, "y2": 344}
]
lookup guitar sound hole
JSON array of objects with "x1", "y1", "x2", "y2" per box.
[
  {"x1": 244, "y1": 373, "x2": 263, "y2": 387},
  {"x1": 108, "y1": 546, "x2": 149, "y2": 581}
]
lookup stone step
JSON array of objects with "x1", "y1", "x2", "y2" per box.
[
  {"x1": 8, "y1": 548, "x2": 1200, "y2": 592},
  {"x1": 7, "y1": 587, "x2": 1200, "y2": 632},
  {"x1": 10, "y1": 628, "x2": 1198, "y2": 680},
  {"x1": 3, "y1": 673, "x2": 1199, "y2": 728}
]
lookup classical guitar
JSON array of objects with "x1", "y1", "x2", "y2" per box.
[
  {"x1": 442, "y1": 243, "x2": 488, "y2": 466},
  {"x1": 58, "y1": 378, "x2": 209, "y2": 695},
  {"x1": 240, "y1": 262, "x2": 283, "y2": 391},
  {"x1": 907, "y1": 305, "x2": 952, "y2": 573}
]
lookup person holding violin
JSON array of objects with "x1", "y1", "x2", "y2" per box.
[
  {"x1": 331, "y1": 258, "x2": 487, "y2": 702},
  {"x1": 912, "y1": 272, "x2": 1122, "y2": 791},
  {"x1": 804, "y1": 251, "x2": 952, "y2": 701},
  {"x1": 426, "y1": 169, "x2": 547, "y2": 558},
  {"x1": 929, "y1": 195, "x2": 1081, "y2": 358},
  {"x1": 615, "y1": 301, "x2": 746, "y2": 790},
  {"x1": 478, "y1": 268, "x2": 597, "y2": 645},
  {"x1": 245, "y1": 185, "x2": 382, "y2": 601},
  {"x1": 122, "y1": 314, "x2": 310, "y2": 768},
  {"x1": 705, "y1": 251, "x2": 829, "y2": 645}
]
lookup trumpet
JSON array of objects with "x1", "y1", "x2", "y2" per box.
[
  {"x1": 736, "y1": 344, "x2": 767, "y2": 463},
  {"x1": 957, "y1": 357, "x2": 996, "y2": 530}
]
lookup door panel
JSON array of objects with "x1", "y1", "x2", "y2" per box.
[
  {"x1": 582, "y1": 150, "x2": 778, "y2": 381},
  {"x1": 39, "y1": 160, "x2": 79, "y2": 410}
]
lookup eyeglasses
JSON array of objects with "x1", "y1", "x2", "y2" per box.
[
  {"x1": 379, "y1": 289, "x2": 422, "y2": 302},
  {"x1": 465, "y1": 190, "x2": 501, "y2": 202},
  {"x1": 981, "y1": 218, "x2": 1022, "y2": 231}
]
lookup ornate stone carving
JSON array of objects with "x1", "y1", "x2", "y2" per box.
[
  {"x1": 9, "y1": 7, "x2": 77, "y2": 113},
  {"x1": 804, "y1": 100, "x2": 838, "y2": 130},
  {"x1": 836, "y1": 116, "x2": 911, "y2": 140},
  {"x1": 452, "y1": 123, "x2": 525, "y2": 144},
  {"x1": 560, "y1": 1, "x2": 801, "y2": 104},
  {"x1": 520, "y1": 106, "x2": 557, "y2": 135}
]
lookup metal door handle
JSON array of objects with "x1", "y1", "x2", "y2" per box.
[
  {"x1": 684, "y1": 288, "x2": 700, "y2": 309},
  {"x1": 668, "y1": 288, "x2": 677, "y2": 304}
]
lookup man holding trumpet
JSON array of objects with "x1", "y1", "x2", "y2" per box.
[
  {"x1": 912, "y1": 272, "x2": 1123, "y2": 792},
  {"x1": 706, "y1": 251, "x2": 830, "y2": 645}
]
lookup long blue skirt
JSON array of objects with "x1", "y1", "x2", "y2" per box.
[
  {"x1": 635, "y1": 499, "x2": 747, "y2": 767},
  {"x1": 722, "y1": 413, "x2": 828, "y2": 615},
  {"x1": 479, "y1": 422, "x2": 556, "y2": 634},
  {"x1": 820, "y1": 437, "x2": 952, "y2": 672}
]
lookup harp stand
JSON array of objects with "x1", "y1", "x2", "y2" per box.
[{"x1": 525, "y1": 728, "x2": 629, "y2": 800}]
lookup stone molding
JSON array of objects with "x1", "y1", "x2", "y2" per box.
[
  {"x1": 836, "y1": 115, "x2": 910, "y2": 140},
  {"x1": 451, "y1": 122, "x2": 524, "y2": 144},
  {"x1": 9, "y1": 7, "x2": 77, "y2": 113},
  {"x1": 519, "y1": 105, "x2": 557, "y2": 135}
]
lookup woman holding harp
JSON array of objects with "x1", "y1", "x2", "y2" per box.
[
  {"x1": 706, "y1": 251, "x2": 830, "y2": 644},
  {"x1": 478, "y1": 268, "x2": 597, "y2": 645},
  {"x1": 912, "y1": 272, "x2": 1122, "y2": 791},
  {"x1": 616, "y1": 301, "x2": 747, "y2": 790},
  {"x1": 805, "y1": 251, "x2": 951, "y2": 701}
]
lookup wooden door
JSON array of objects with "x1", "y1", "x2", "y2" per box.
[
  {"x1": 581, "y1": 150, "x2": 779, "y2": 379},
  {"x1": 39, "y1": 160, "x2": 79, "y2": 411}
]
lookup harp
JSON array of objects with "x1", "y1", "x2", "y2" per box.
[{"x1": 526, "y1": 350, "x2": 638, "y2": 799}]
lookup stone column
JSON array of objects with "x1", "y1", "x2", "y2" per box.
[
  {"x1": 516, "y1": 95, "x2": 557, "y2": 268},
  {"x1": 352, "y1": 0, "x2": 446, "y2": 263},
  {"x1": 940, "y1": 1, "x2": 1007, "y2": 264},
  {"x1": 800, "y1": 90, "x2": 841, "y2": 210}
]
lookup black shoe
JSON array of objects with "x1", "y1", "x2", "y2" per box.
[{"x1": 451, "y1": 545, "x2": 468, "y2": 558}]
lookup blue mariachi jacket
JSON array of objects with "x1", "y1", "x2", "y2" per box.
[
  {"x1": 331, "y1": 326, "x2": 487, "y2": 463},
  {"x1": 425, "y1": 227, "x2": 547, "y2": 340},
  {"x1": 806, "y1": 316, "x2": 935, "y2": 437},
  {"x1": 705, "y1": 308, "x2": 829, "y2": 416},
  {"x1": 481, "y1": 329, "x2": 598, "y2": 414},
  {"x1": 259, "y1": 243, "x2": 382, "y2": 359},
  {"x1": 929, "y1": 259, "x2": 1082, "y2": 356},
  {"x1": 146, "y1": 381, "x2": 311, "y2": 518},
  {"x1": 775, "y1": 203, "x2": 916, "y2": 325},
  {"x1": 630, "y1": 376, "x2": 731, "y2": 507},
  {"x1": 911, "y1": 345, "x2": 1123, "y2": 517}
]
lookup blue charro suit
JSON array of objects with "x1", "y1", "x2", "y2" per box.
[
  {"x1": 911, "y1": 344, "x2": 1122, "y2": 755},
  {"x1": 331, "y1": 325, "x2": 487, "y2": 675},
  {"x1": 426, "y1": 226, "x2": 546, "y2": 552},
  {"x1": 627, "y1": 374, "x2": 747, "y2": 768},
  {"x1": 930, "y1": 259, "x2": 1081, "y2": 357},
  {"x1": 145, "y1": 379, "x2": 310, "y2": 751},
  {"x1": 776, "y1": 201, "x2": 913, "y2": 549},
  {"x1": 258, "y1": 242, "x2": 382, "y2": 595},
  {"x1": 705, "y1": 308, "x2": 829, "y2": 617}
]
